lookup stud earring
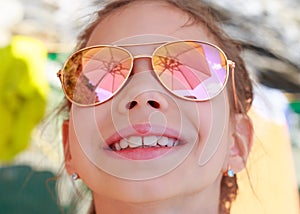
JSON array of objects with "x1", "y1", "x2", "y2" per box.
[
  {"x1": 227, "y1": 168, "x2": 235, "y2": 177},
  {"x1": 71, "y1": 172, "x2": 79, "y2": 180},
  {"x1": 224, "y1": 166, "x2": 235, "y2": 177}
]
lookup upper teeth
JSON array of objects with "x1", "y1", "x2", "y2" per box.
[{"x1": 111, "y1": 136, "x2": 179, "y2": 151}]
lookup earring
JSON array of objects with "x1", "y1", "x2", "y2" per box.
[
  {"x1": 225, "y1": 167, "x2": 235, "y2": 177},
  {"x1": 71, "y1": 172, "x2": 79, "y2": 180}
]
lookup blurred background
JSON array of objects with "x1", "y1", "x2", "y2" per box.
[{"x1": 0, "y1": 0, "x2": 299, "y2": 213}]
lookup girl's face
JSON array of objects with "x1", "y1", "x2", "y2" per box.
[{"x1": 66, "y1": 1, "x2": 235, "y2": 203}]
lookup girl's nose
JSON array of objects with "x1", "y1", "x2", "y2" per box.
[
  {"x1": 115, "y1": 58, "x2": 169, "y2": 114},
  {"x1": 126, "y1": 99, "x2": 160, "y2": 110},
  {"x1": 124, "y1": 90, "x2": 168, "y2": 111}
]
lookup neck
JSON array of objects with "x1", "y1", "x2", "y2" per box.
[{"x1": 93, "y1": 176, "x2": 222, "y2": 214}]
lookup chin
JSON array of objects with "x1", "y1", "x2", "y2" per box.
[{"x1": 101, "y1": 178, "x2": 179, "y2": 203}]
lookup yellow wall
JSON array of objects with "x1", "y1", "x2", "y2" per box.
[{"x1": 232, "y1": 109, "x2": 300, "y2": 213}]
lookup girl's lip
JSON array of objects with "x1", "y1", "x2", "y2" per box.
[
  {"x1": 104, "y1": 124, "x2": 187, "y2": 160},
  {"x1": 110, "y1": 147, "x2": 180, "y2": 160},
  {"x1": 105, "y1": 124, "x2": 183, "y2": 146}
]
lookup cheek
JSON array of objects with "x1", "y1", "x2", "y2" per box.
[
  {"x1": 194, "y1": 90, "x2": 231, "y2": 166},
  {"x1": 180, "y1": 90, "x2": 231, "y2": 183},
  {"x1": 68, "y1": 114, "x2": 116, "y2": 195},
  {"x1": 67, "y1": 106, "x2": 109, "y2": 189},
  {"x1": 68, "y1": 104, "x2": 114, "y2": 157},
  {"x1": 170, "y1": 120, "x2": 230, "y2": 196}
]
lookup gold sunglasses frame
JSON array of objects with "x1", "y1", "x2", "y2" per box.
[{"x1": 57, "y1": 40, "x2": 237, "y2": 109}]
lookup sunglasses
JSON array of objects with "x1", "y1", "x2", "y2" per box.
[{"x1": 57, "y1": 40, "x2": 237, "y2": 108}]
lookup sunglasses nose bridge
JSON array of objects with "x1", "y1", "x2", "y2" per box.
[
  {"x1": 132, "y1": 54, "x2": 153, "y2": 60},
  {"x1": 129, "y1": 55, "x2": 155, "y2": 75}
]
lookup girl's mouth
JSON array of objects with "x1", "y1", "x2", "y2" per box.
[
  {"x1": 106, "y1": 125, "x2": 185, "y2": 160},
  {"x1": 110, "y1": 135, "x2": 180, "y2": 151},
  {"x1": 108, "y1": 136, "x2": 183, "y2": 160}
]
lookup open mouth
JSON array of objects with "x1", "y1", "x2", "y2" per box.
[
  {"x1": 110, "y1": 136, "x2": 179, "y2": 150},
  {"x1": 108, "y1": 135, "x2": 181, "y2": 160}
]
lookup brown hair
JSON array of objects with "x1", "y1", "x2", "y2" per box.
[{"x1": 62, "y1": 0, "x2": 253, "y2": 213}]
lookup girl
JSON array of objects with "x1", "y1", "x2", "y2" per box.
[{"x1": 58, "y1": 0, "x2": 254, "y2": 213}]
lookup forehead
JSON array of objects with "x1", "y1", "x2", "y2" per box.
[{"x1": 86, "y1": 1, "x2": 217, "y2": 46}]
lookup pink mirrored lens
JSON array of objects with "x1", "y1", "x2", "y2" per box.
[
  {"x1": 62, "y1": 46, "x2": 132, "y2": 105},
  {"x1": 153, "y1": 41, "x2": 227, "y2": 100}
]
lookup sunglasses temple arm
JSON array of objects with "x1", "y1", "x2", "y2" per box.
[{"x1": 228, "y1": 60, "x2": 239, "y2": 112}]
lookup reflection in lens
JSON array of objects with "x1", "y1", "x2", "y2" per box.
[
  {"x1": 153, "y1": 41, "x2": 228, "y2": 100},
  {"x1": 62, "y1": 46, "x2": 132, "y2": 105}
]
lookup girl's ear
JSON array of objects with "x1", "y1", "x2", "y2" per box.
[
  {"x1": 228, "y1": 114, "x2": 253, "y2": 173},
  {"x1": 62, "y1": 120, "x2": 74, "y2": 175}
]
